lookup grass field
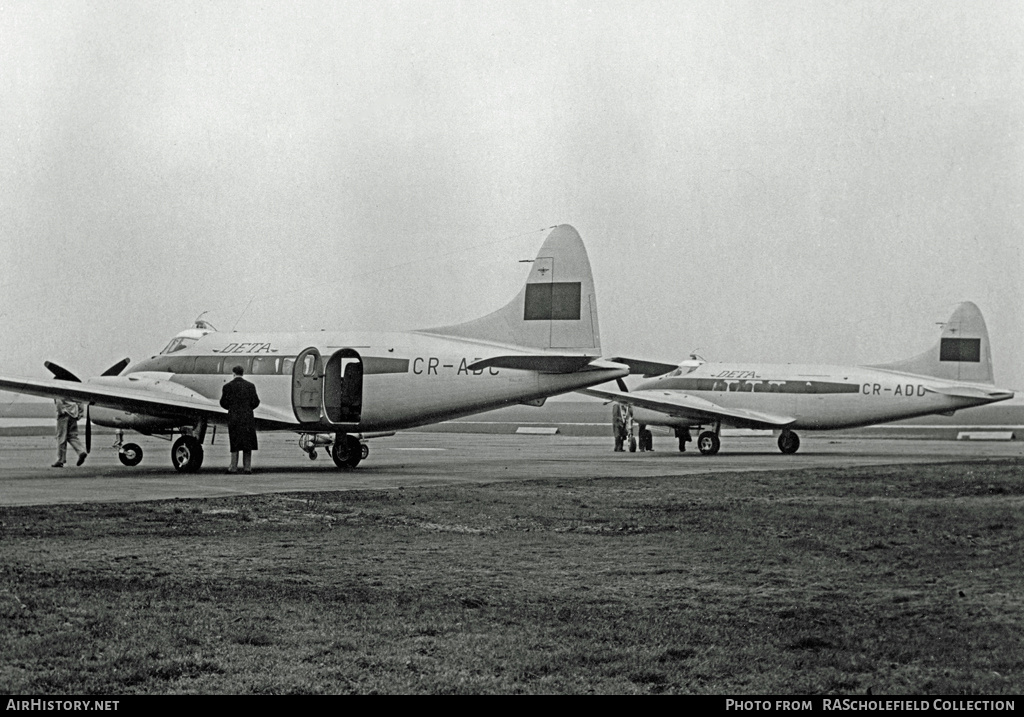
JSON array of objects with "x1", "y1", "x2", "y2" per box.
[{"x1": 2, "y1": 458, "x2": 1023, "y2": 695}]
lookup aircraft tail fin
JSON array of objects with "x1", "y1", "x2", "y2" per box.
[
  {"x1": 420, "y1": 224, "x2": 601, "y2": 353},
  {"x1": 871, "y1": 302, "x2": 996, "y2": 383}
]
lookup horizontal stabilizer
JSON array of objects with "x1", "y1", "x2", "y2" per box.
[
  {"x1": 468, "y1": 354, "x2": 597, "y2": 374},
  {"x1": 579, "y1": 386, "x2": 796, "y2": 429},
  {"x1": 608, "y1": 356, "x2": 678, "y2": 377},
  {"x1": 923, "y1": 385, "x2": 1015, "y2": 401}
]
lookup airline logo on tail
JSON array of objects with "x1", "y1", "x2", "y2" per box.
[
  {"x1": 940, "y1": 338, "x2": 980, "y2": 363},
  {"x1": 524, "y1": 282, "x2": 582, "y2": 321}
]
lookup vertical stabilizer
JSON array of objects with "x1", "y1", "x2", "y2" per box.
[
  {"x1": 870, "y1": 302, "x2": 995, "y2": 383},
  {"x1": 420, "y1": 225, "x2": 601, "y2": 352}
]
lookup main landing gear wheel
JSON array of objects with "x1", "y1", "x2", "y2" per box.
[
  {"x1": 697, "y1": 431, "x2": 721, "y2": 455},
  {"x1": 331, "y1": 435, "x2": 363, "y2": 469},
  {"x1": 778, "y1": 431, "x2": 801, "y2": 454},
  {"x1": 171, "y1": 436, "x2": 204, "y2": 472},
  {"x1": 118, "y1": 442, "x2": 143, "y2": 467}
]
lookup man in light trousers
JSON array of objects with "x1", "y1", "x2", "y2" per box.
[{"x1": 53, "y1": 397, "x2": 87, "y2": 468}]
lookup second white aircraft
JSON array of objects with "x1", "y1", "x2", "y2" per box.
[{"x1": 583, "y1": 302, "x2": 1014, "y2": 454}]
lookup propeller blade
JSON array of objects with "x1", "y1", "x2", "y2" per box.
[
  {"x1": 44, "y1": 361, "x2": 81, "y2": 382},
  {"x1": 615, "y1": 377, "x2": 629, "y2": 393},
  {"x1": 102, "y1": 358, "x2": 130, "y2": 377},
  {"x1": 85, "y1": 405, "x2": 91, "y2": 454}
]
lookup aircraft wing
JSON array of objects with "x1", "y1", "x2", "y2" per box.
[
  {"x1": 579, "y1": 386, "x2": 796, "y2": 429},
  {"x1": 0, "y1": 374, "x2": 299, "y2": 428}
]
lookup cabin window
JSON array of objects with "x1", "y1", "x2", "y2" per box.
[
  {"x1": 251, "y1": 356, "x2": 279, "y2": 375},
  {"x1": 164, "y1": 356, "x2": 195, "y2": 374},
  {"x1": 301, "y1": 354, "x2": 319, "y2": 377},
  {"x1": 281, "y1": 357, "x2": 296, "y2": 375},
  {"x1": 222, "y1": 358, "x2": 251, "y2": 374},
  {"x1": 194, "y1": 356, "x2": 223, "y2": 374}
]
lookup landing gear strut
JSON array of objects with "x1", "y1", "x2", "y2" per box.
[
  {"x1": 300, "y1": 432, "x2": 368, "y2": 468},
  {"x1": 113, "y1": 430, "x2": 144, "y2": 466},
  {"x1": 299, "y1": 433, "x2": 333, "y2": 460}
]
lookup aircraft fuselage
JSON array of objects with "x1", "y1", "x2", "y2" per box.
[
  {"x1": 630, "y1": 362, "x2": 1008, "y2": 430},
  {"x1": 90, "y1": 329, "x2": 621, "y2": 433}
]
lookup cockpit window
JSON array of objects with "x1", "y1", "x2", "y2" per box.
[
  {"x1": 663, "y1": 364, "x2": 699, "y2": 378},
  {"x1": 160, "y1": 337, "x2": 198, "y2": 354}
]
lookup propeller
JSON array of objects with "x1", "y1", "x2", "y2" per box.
[
  {"x1": 101, "y1": 358, "x2": 130, "y2": 377},
  {"x1": 45, "y1": 357, "x2": 129, "y2": 381},
  {"x1": 44, "y1": 358, "x2": 129, "y2": 455},
  {"x1": 44, "y1": 361, "x2": 81, "y2": 382},
  {"x1": 616, "y1": 377, "x2": 629, "y2": 393}
]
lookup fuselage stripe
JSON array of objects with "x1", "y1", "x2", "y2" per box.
[
  {"x1": 654, "y1": 378, "x2": 860, "y2": 394},
  {"x1": 130, "y1": 355, "x2": 409, "y2": 376}
]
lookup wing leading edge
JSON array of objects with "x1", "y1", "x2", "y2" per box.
[{"x1": 0, "y1": 375, "x2": 299, "y2": 428}]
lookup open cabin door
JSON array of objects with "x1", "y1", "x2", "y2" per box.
[
  {"x1": 292, "y1": 347, "x2": 323, "y2": 423},
  {"x1": 324, "y1": 349, "x2": 363, "y2": 425}
]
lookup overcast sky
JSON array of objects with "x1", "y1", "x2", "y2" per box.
[{"x1": 2, "y1": 1, "x2": 1022, "y2": 395}]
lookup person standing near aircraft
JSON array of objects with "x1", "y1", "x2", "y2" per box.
[
  {"x1": 675, "y1": 426, "x2": 691, "y2": 452},
  {"x1": 638, "y1": 424, "x2": 653, "y2": 451},
  {"x1": 220, "y1": 365, "x2": 260, "y2": 474},
  {"x1": 612, "y1": 402, "x2": 633, "y2": 451},
  {"x1": 612, "y1": 403, "x2": 624, "y2": 451},
  {"x1": 52, "y1": 397, "x2": 87, "y2": 468}
]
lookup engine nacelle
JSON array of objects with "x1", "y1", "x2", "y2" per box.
[{"x1": 89, "y1": 407, "x2": 183, "y2": 432}]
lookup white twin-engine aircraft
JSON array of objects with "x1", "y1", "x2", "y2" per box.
[
  {"x1": 583, "y1": 302, "x2": 1014, "y2": 455},
  {"x1": 0, "y1": 225, "x2": 627, "y2": 471}
]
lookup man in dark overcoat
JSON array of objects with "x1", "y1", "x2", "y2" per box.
[{"x1": 220, "y1": 365, "x2": 261, "y2": 474}]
